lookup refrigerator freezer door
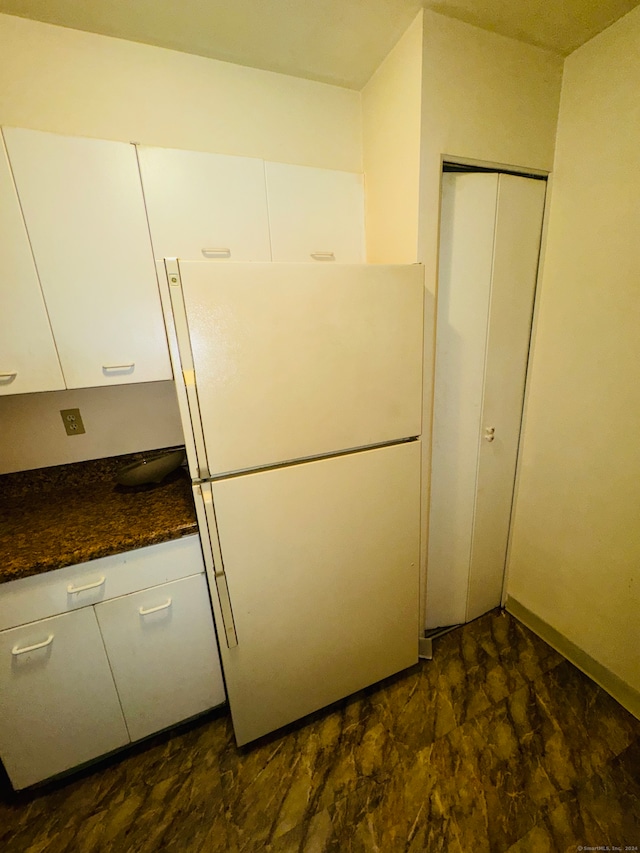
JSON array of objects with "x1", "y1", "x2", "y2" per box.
[
  {"x1": 176, "y1": 262, "x2": 423, "y2": 476},
  {"x1": 210, "y1": 440, "x2": 421, "y2": 746}
]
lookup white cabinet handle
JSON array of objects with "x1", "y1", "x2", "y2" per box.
[
  {"x1": 102, "y1": 363, "x2": 135, "y2": 373},
  {"x1": 310, "y1": 252, "x2": 335, "y2": 261},
  {"x1": 202, "y1": 248, "x2": 231, "y2": 258},
  {"x1": 139, "y1": 598, "x2": 172, "y2": 615},
  {"x1": 0, "y1": 372, "x2": 17, "y2": 382},
  {"x1": 12, "y1": 634, "x2": 54, "y2": 655},
  {"x1": 67, "y1": 576, "x2": 106, "y2": 594}
]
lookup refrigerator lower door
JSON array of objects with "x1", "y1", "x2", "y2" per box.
[{"x1": 210, "y1": 440, "x2": 421, "y2": 746}]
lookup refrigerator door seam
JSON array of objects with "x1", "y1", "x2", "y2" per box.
[{"x1": 194, "y1": 436, "x2": 421, "y2": 483}]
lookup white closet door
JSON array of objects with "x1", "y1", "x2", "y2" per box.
[
  {"x1": 0, "y1": 608, "x2": 129, "y2": 789},
  {"x1": 137, "y1": 146, "x2": 271, "y2": 261},
  {"x1": 265, "y1": 162, "x2": 365, "y2": 262},
  {"x1": 426, "y1": 172, "x2": 545, "y2": 628},
  {"x1": 4, "y1": 128, "x2": 171, "y2": 388},
  {"x1": 177, "y1": 262, "x2": 423, "y2": 476},
  {"x1": 427, "y1": 174, "x2": 498, "y2": 627},
  {"x1": 466, "y1": 175, "x2": 546, "y2": 620},
  {"x1": 0, "y1": 135, "x2": 64, "y2": 395},
  {"x1": 95, "y1": 574, "x2": 225, "y2": 742},
  {"x1": 211, "y1": 441, "x2": 421, "y2": 746}
]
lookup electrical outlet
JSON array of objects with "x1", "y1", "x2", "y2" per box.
[{"x1": 60, "y1": 408, "x2": 86, "y2": 436}]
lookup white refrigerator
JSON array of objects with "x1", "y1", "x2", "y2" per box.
[{"x1": 160, "y1": 260, "x2": 424, "y2": 745}]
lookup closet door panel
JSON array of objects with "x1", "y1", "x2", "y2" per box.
[
  {"x1": 467, "y1": 176, "x2": 546, "y2": 620},
  {"x1": 426, "y1": 173, "x2": 498, "y2": 628},
  {"x1": 426, "y1": 172, "x2": 545, "y2": 629}
]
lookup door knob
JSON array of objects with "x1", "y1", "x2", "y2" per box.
[{"x1": 484, "y1": 427, "x2": 495, "y2": 442}]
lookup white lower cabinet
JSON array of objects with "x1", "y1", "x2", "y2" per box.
[
  {"x1": 95, "y1": 574, "x2": 226, "y2": 742},
  {"x1": 0, "y1": 538, "x2": 226, "y2": 789},
  {"x1": 0, "y1": 608, "x2": 129, "y2": 790}
]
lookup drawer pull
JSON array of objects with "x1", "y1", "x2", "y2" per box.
[
  {"x1": 102, "y1": 363, "x2": 135, "y2": 373},
  {"x1": 310, "y1": 252, "x2": 335, "y2": 261},
  {"x1": 139, "y1": 598, "x2": 172, "y2": 616},
  {"x1": 0, "y1": 372, "x2": 17, "y2": 382},
  {"x1": 67, "y1": 576, "x2": 106, "y2": 594},
  {"x1": 202, "y1": 248, "x2": 231, "y2": 258},
  {"x1": 12, "y1": 634, "x2": 54, "y2": 656}
]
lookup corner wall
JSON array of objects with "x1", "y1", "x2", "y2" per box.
[
  {"x1": 362, "y1": 11, "x2": 423, "y2": 263},
  {"x1": 506, "y1": 5, "x2": 640, "y2": 712}
]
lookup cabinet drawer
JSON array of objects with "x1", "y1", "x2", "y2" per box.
[
  {"x1": 95, "y1": 574, "x2": 226, "y2": 741},
  {"x1": 0, "y1": 535, "x2": 204, "y2": 631},
  {"x1": 0, "y1": 608, "x2": 129, "y2": 789}
]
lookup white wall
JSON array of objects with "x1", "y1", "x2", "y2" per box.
[
  {"x1": 362, "y1": 11, "x2": 423, "y2": 264},
  {"x1": 0, "y1": 13, "x2": 363, "y2": 472},
  {"x1": 0, "y1": 382, "x2": 184, "y2": 474},
  {"x1": 418, "y1": 11, "x2": 563, "y2": 628},
  {"x1": 506, "y1": 6, "x2": 640, "y2": 712},
  {"x1": 0, "y1": 14, "x2": 362, "y2": 171}
]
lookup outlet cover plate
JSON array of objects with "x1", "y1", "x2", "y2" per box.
[{"x1": 60, "y1": 408, "x2": 86, "y2": 436}]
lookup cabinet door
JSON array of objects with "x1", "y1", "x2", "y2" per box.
[
  {"x1": 95, "y1": 574, "x2": 225, "y2": 742},
  {"x1": 137, "y1": 145, "x2": 271, "y2": 262},
  {"x1": 0, "y1": 608, "x2": 129, "y2": 789},
  {"x1": 3, "y1": 127, "x2": 171, "y2": 389},
  {"x1": 265, "y1": 161, "x2": 365, "y2": 262},
  {"x1": 0, "y1": 134, "x2": 64, "y2": 395}
]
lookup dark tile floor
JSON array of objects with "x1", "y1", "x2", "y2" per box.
[{"x1": 1, "y1": 609, "x2": 639, "y2": 852}]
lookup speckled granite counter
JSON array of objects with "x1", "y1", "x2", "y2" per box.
[{"x1": 0, "y1": 450, "x2": 198, "y2": 585}]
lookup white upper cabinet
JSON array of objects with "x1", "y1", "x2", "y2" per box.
[
  {"x1": 0, "y1": 137, "x2": 64, "y2": 396},
  {"x1": 3, "y1": 128, "x2": 171, "y2": 389},
  {"x1": 137, "y1": 146, "x2": 271, "y2": 262},
  {"x1": 265, "y1": 162, "x2": 365, "y2": 263}
]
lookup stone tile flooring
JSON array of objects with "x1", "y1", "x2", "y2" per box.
[{"x1": 1, "y1": 609, "x2": 638, "y2": 852}]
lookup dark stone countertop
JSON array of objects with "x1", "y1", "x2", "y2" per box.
[{"x1": 0, "y1": 450, "x2": 198, "y2": 585}]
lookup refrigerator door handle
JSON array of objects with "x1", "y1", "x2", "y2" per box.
[
  {"x1": 199, "y1": 482, "x2": 238, "y2": 649},
  {"x1": 164, "y1": 259, "x2": 210, "y2": 479}
]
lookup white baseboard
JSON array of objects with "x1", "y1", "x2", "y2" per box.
[{"x1": 506, "y1": 596, "x2": 640, "y2": 721}]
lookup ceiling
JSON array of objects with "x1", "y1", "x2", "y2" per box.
[{"x1": 0, "y1": 0, "x2": 638, "y2": 89}]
